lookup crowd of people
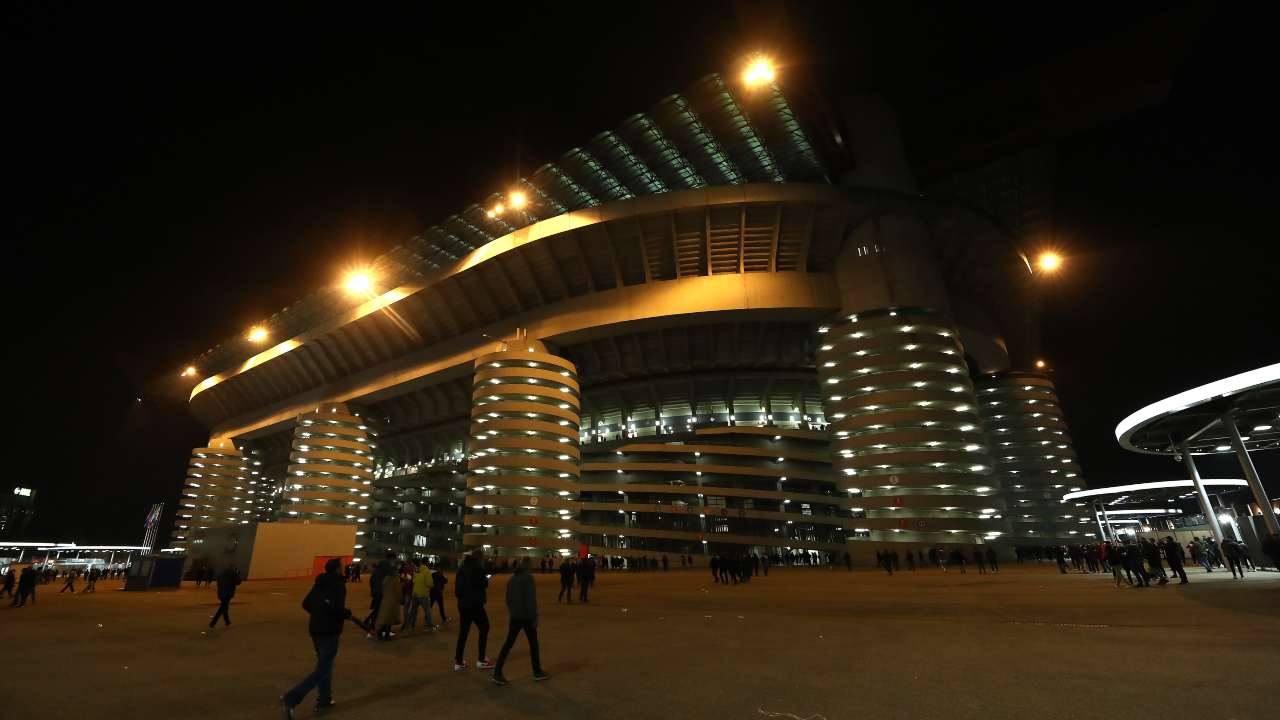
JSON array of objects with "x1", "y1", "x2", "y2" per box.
[
  {"x1": 278, "y1": 549, "x2": 551, "y2": 718},
  {"x1": 4, "y1": 564, "x2": 128, "y2": 607},
  {"x1": 1026, "y1": 535, "x2": 1272, "y2": 586},
  {"x1": 869, "y1": 546, "x2": 1002, "y2": 575}
]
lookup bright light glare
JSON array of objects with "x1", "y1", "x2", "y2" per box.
[
  {"x1": 181, "y1": 366, "x2": 197, "y2": 377},
  {"x1": 247, "y1": 326, "x2": 268, "y2": 343},
  {"x1": 1037, "y1": 252, "x2": 1062, "y2": 273},
  {"x1": 743, "y1": 56, "x2": 776, "y2": 86},
  {"x1": 1035, "y1": 359, "x2": 1047, "y2": 369},
  {"x1": 344, "y1": 271, "x2": 374, "y2": 295},
  {"x1": 508, "y1": 191, "x2": 527, "y2": 209}
]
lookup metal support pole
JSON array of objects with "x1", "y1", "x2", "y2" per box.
[
  {"x1": 1221, "y1": 412, "x2": 1280, "y2": 537},
  {"x1": 1099, "y1": 501, "x2": 1119, "y2": 541},
  {"x1": 1092, "y1": 501, "x2": 1110, "y2": 541},
  {"x1": 1179, "y1": 442, "x2": 1226, "y2": 545}
]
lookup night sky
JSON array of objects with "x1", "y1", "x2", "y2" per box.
[{"x1": 6, "y1": 2, "x2": 1276, "y2": 544}]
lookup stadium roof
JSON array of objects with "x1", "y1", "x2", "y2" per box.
[{"x1": 188, "y1": 73, "x2": 836, "y2": 381}]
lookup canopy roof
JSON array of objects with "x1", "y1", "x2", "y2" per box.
[{"x1": 1115, "y1": 363, "x2": 1280, "y2": 456}]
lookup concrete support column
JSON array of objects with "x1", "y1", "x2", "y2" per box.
[
  {"x1": 283, "y1": 403, "x2": 375, "y2": 524},
  {"x1": 1178, "y1": 443, "x2": 1226, "y2": 546},
  {"x1": 818, "y1": 307, "x2": 1000, "y2": 546},
  {"x1": 1221, "y1": 413, "x2": 1280, "y2": 537},
  {"x1": 462, "y1": 338, "x2": 580, "y2": 559},
  {"x1": 177, "y1": 438, "x2": 251, "y2": 547},
  {"x1": 977, "y1": 372, "x2": 1083, "y2": 543}
]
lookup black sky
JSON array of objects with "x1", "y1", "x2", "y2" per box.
[{"x1": 5, "y1": 2, "x2": 1277, "y2": 544}]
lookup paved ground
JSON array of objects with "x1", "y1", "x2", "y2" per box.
[{"x1": 1, "y1": 563, "x2": 1277, "y2": 719}]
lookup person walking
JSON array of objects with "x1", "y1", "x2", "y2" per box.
[
  {"x1": 406, "y1": 561, "x2": 433, "y2": 632},
  {"x1": 364, "y1": 552, "x2": 394, "y2": 628},
  {"x1": 280, "y1": 558, "x2": 354, "y2": 718},
  {"x1": 985, "y1": 547, "x2": 999, "y2": 573},
  {"x1": 972, "y1": 547, "x2": 987, "y2": 575},
  {"x1": 10, "y1": 566, "x2": 37, "y2": 607},
  {"x1": 1142, "y1": 539, "x2": 1168, "y2": 585},
  {"x1": 1124, "y1": 543, "x2": 1149, "y2": 587},
  {"x1": 557, "y1": 558, "x2": 575, "y2": 603},
  {"x1": 1110, "y1": 544, "x2": 1131, "y2": 587},
  {"x1": 1223, "y1": 540, "x2": 1247, "y2": 579},
  {"x1": 491, "y1": 558, "x2": 549, "y2": 685},
  {"x1": 84, "y1": 566, "x2": 99, "y2": 593},
  {"x1": 577, "y1": 555, "x2": 595, "y2": 602},
  {"x1": 1162, "y1": 537, "x2": 1189, "y2": 584},
  {"x1": 59, "y1": 569, "x2": 78, "y2": 593},
  {"x1": 429, "y1": 563, "x2": 450, "y2": 625},
  {"x1": 209, "y1": 565, "x2": 242, "y2": 629},
  {"x1": 1, "y1": 568, "x2": 15, "y2": 599},
  {"x1": 374, "y1": 563, "x2": 402, "y2": 640},
  {"x1": 453, "y1": 549, "x2": 494, "y2": 671}
]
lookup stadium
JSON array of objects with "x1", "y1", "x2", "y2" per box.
[{"x1": 171, "y1": 64, "x2": 1087, "y2": 566}]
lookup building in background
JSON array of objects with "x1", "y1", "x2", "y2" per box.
[
  {"x1": 1, "y1": 486, "x2": 37, "y2": 539},
  {"x1": 167, "y1": 68, "x2": 1104, "y2": 564}
]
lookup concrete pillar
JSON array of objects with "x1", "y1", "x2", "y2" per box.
[
  {"x1": 178, "y1": 438, "x2": 250, "y2": 546},
  {"x1": 1221, "y1": 413, "x2": 1280, "y2": 537},
  {"x1": 283, "y1": 404, "x2": 375, "y2": 524},
  {"x1": 978, "y1": 372, "x2": 1082, "y2": 543},
  {"x1": 818, "y1": 308, "x2": 999, "y2": 547},
  {"x1": 462, "y1": 338, "x2": 580, "y2": 559}
]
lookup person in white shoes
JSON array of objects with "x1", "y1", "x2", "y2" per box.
[{"x1": 453, "y1": 549, "x2": 494, "y2": 671}]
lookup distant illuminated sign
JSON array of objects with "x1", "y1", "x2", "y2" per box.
[{"x1": 13, "y1": 487, "x2": 32, "y2": 497}]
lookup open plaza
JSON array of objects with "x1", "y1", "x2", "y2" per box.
[{"x1": 2, "y1": 564, "x2": 1277, "y2": 719}]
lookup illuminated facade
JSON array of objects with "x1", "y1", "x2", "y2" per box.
[{"x1": 173, "y1": 72, "x2": 1086, "y2": 561}]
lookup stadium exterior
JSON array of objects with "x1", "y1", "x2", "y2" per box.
[{"x1": 171, "y1": 72, "x2": 1091, "y2": 564}]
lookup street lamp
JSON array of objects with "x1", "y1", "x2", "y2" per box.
[
  {"x1": 508, "y1": 191, "x2": 527, "y2": 210},
  {"x1": 1036, "y1": 251, "x2": 1063, "y2": 274},
  {"x1": 344, "y1": 270, "x2": 374, "y2": 295},
  {"x1": 181, "y1": 366, "x2": 197, "y2": 378},
  {"x1": 247, "y1": 326, "x2": 268, "y2": 343},
  {"x1": 743, "y1": 56, "x2": 776, "y2": 87},
  {"x1": 1035, "y1": 359, "x2": 1047, "y2": 370}
]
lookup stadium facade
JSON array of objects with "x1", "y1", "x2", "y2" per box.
[{"x1": 171, "y1": 71, "x2": 1091, "y2": 563}]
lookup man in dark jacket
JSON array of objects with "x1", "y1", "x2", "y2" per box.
[
  {"x1": 557, "y1": 558, "x2": 575, "y2": 603},
  {"x1": 1142, "y1": 539, "x2": 1168, "y2": 585},
  {"x1": 10, "y1": 566, "x2": 37, "y2": 607},
  {"x1": 1223, "y1": 540, "x2": 1247, "y2": 579},
  {"x1": 209, "y1": 565, "x2": 242, "y2": 628},
  {"x1": 364, "y1": 551, "x2": 395, "y2": 627},
  {"x1": 576, "y1": 555, "x2": 595, "y2": 602},
  {"x1": 491, "y1": 557, "x2": 549, "y2": 685},
  {"x1": 1162, "y1": 537, "x2": 1189, "y2": 584},
  {"x1": 281, "y1": 558, "x2": 352, "y2": 718},
  {"x1": 429, "y1": 563, "x2": 450, "y2": 625},
  {"x1": 453, "y1": 549, "x2": 494, "y2": 671}
]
